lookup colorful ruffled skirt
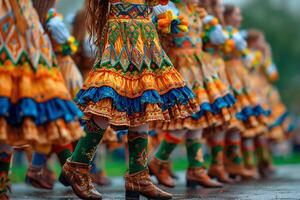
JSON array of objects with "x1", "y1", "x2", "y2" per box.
[
  {"x1": 0, "y1": 1, "x2": 84, "y2": 147},
  {"x1": 266, "y1": 86, "x2": 293, "y2": 141},
  {"x1": 156, "y1": 48, "x2": 236, "y2": 131},
  {"x1": 74, "y1": 4, "x2": 198, "y2": 127},
  {"x1": 225, "y1": 59, "x2": 269, "y2": 137}
]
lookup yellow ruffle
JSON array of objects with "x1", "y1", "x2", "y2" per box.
[
  {"x1": 156, "y1": 48, "x2": 234, "y2": 130},
  {"x1": 82, "y1": 67, "x2": 186, "y2": 98},
  {"x1": 0, "y1": 63, "x2": 70, "y2": 102},
  {"x1": 0, "y1": 117, "x2": 84, "y2": 148}
]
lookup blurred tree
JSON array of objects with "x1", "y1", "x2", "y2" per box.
[{"x1": 241, "y1": 0, "x2": 300, "y2": 114}]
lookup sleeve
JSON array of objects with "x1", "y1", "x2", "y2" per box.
[
  {"x1": 232, "y1": 31, "x2": 247, "y2": 51},
  {"x1": 202, "y1": 15, "x2": 227, "y2": 45},
  {"x1": 152, "y1": 2, "x2": 188, "y2": 34},
  {"x1": 46, "y1": 8, "x2": 78, "y2": 55},
  {"x1": 264, "y1": 56, "x2": 279, "y2": 82}
]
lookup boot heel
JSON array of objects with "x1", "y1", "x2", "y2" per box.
[
  {"x1": 125, "y1": 190, "x2": 140, "y2": 200},
  {"x1": 59, "y1": 173, "x2": 70, "y2": 187},
  {"x1": 186, "y1": 180, "x2": 198, "y2": 188}
]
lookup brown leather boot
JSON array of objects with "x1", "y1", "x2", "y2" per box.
[
  {"x1": 91, "y1": 171, "x2": 112, "y2": 186},
  {"x1": 148, "y1": 158, "x2": 176, "y2": 188},
  {"x1": 25, "y1": 165, "x2": 54, "y2": 190},
  {"x1": 258, "y1": 162, "x2": 275, "y2": 178},
  {"x1": 60, "y1": 159, "x2": 102, "y2": 200},
  {"x1": 186, "y1": 167, "x2": 223, "y2": 188},
  {"x1": 125, "y1": 169, "x2": 172, "y2": 200},
  {"x1": 0, "y1": 172, "x2": 10, "y2": 200},
  {"x1": 43, "y1": 165, "x2": 56, "y2": 183},
  {"x1": 208, "y1": 165, "x2": 235, "y2": 184},
  {"x1": 0, "y1": 193, "x2": 9, "y2": 200},
  {"x1": 166, "y1": 162, "x2": 178, "y2": 180},
  {"x1": 225, "y1": 164, "x2": 255, "y2": 179}
]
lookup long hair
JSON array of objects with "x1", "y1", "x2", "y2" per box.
[
  {"x1": 86, "y1": 0, "x2": 109, "y2": 49},
  {"x1": 223, "y1": 4, "x2": 236, "y2": 24},
  {"x1": 246, "y1": 29, "x2": 263, "y2": 48},
  {"x1": 73, "y1": 8, "x2": 87, "y2": 43},
  {"x1": 210, "y1": 0, "x2": 224, "y2": 26},
  {"x1": 32, "y1": 0, "x2": 55, "y2": 25}
]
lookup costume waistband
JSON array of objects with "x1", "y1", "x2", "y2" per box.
[{"x1": 109, "y1": 3, "x2": 151, "y2": 20}]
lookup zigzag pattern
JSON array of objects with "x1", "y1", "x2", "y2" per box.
[
  {"x1": 109, "y1": 4, "x2": 151, "y2": 19},
  {"x1": 0, "y1": 2, "x2": 54, "y2": 70}
]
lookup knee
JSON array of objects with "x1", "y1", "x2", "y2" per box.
[
  {"x1": 93, "y1": 116, "x2": 109, "y2": 129},
  {"x1": 128, "y1": 123, "x2": 149, "y2": 133}
]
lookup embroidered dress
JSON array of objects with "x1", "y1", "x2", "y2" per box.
[
  {"x1": 0, "y1": 0, "x2": 83, "y2": 146},
  {"x1": 156, "y1": 3, "x2": 236, "y2": 131},
  {"x1": 74, "y1": 0, "x2": 198, "y2": 127},
  {"x1": 223, "y1": 27, "x2": 269, "y2": 137},
  {"x1": 202, "y1": 15, "x2": 244, "y2": 132},
  {"x1": 257, "y1": 55, "x2": 293, "y2": 140}
]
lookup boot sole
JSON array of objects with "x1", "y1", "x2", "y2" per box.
[
  {"x1": 58, "y1": 174, "x2": 70, "y2": 187},
  {"x1": 148, "y1": 167, "x2": 176, "y2": 188},
  {"x1": 60, "y1": 172, "x2": 102, "y2": 200},
  {"x1": 125, "y1": 190, "x2": 172, "y2": 200},
  {"x1": 25, "y1": 176, "x2": 53, "y2": 190},
  {"x1": 186, "y1": 180, "x2": 223, "y2": 188}
]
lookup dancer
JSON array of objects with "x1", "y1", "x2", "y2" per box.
[
  {"x1": 222, "y1": 4, "x2": 269, "y2": 179},
  {"x1": 201, "y1": 0, "x2": 239, "y2": 184},
  {"x1": 149, "y1": 0, "x2": 237, "y2": 188},
  {"x1": 0, "y1": 0, "x2": 84, "y2": 198},
  {"x1": 60, "y1": 0, "x2": 198, "y2": 199},
  {"x1": 24, "y1": 1, "x2": 84, "y2": 189},
  {"x1": 245, "y1": 29, "x2": 293, "y2": 177}
]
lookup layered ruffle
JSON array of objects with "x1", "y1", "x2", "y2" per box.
[
  {"x1": 225, "y1": 59, "x2": 268, "y2": 130},
  {"x1": 75, "y1": 85, "x2": 198, "y2": 127},
  {"x1": 157, "y1": 49, "x2": 236, "y2": 130},
  {"x1": 0, "y1": 97, "x2": 82, "y2": 125},
  {"x1": 0, "y1": 97, "x2": 83, "y2": 147},
  {"x1": 0, "y1": 65, "x2": 70, "y2": 103},
  {"x1": 0, "y1": 64, "x2": 84, "y2": 146}
]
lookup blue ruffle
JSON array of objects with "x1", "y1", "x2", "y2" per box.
[
  {"x1": 0, "y1": 97, "x2": 83, "y2": 126},
  {"x1": 269, "y1": 112, "x2": 289, "y2": 130},
  {"x1": 75, "y1": 86, "x2": 196, "y2": 115},
  {"x1": 236, "y1": 104, "x2": 270, "y2": 122},
  {"x1": 223, "y1": 93, "x2": 237, "y2": 108},
  {"x1": 253, "y1": 105, "x2": 271, "y2": 117},
  {"x1": 236, "y1": 106, "x2": 254, "y2": 121},
  {"x1": 191, "y1": 102, "x2": 211, "y2": 120},
  {"x1": 191, "y1": 94, "x2": 236, "y2": 120}
]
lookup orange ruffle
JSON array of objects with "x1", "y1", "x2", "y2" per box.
[
  {"x1": 79, "y1": 98, "x2": 198, "y2": 127},
  {"x1": 0, "y1": 63, "x2": 70, "y2": 102},
  {"x1": 82, "y1": 67, "x2": 186, "y2": 98},
  {"x1": 156, "y1": 49, "x2": 235, "y2": 131},
  {"x1": 0, "y1": 117, "x2": 84, "y2": 148}
]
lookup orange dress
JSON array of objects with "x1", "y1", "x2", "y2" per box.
[
  {"x1": 0, "y1": 0, "x2": 83, "y2": 147},
  {"x1": 223, "y1": 27, "x2": 269, "y2": 137},
  {"x1": 74, "y1": 0, "x2": 198, "y2": 127},
  {"x1": 156, "y1": 3, "x2": 236, "y2": 131}
]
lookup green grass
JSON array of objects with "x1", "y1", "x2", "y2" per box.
[{"x1": 9, "y1": 153, "x2": 300, "y2": 183}]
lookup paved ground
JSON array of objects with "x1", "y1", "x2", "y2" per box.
[{"x1": 11, "y1": 164, "x2": 300, "y2": 199}]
